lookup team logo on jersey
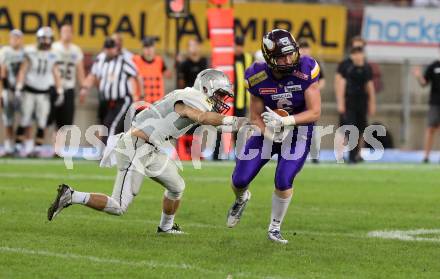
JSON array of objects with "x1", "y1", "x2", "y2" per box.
[
  {"x1": 284, "y1": 85, "x2": 302, "y2": 92},
  {"x1": 271, "y1": 93, "x2": 292, "y2": 100},
  {"x1": 48, "y1": 53, "x2": 57, "y2": 60},
  {"x1": 259, "y1": 88, "x2": 277, "y2": 94},
  {"x1": 293, "y1": 70, "x2": 309, "y2": 80},
  {"x1": 248, "y1": 71, "x2": 268, "y2": 87}
]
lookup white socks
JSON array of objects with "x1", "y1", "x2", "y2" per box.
[
  {"x1": 268, "y1": 192, "x2": 292, "y2": 232},
  {"x1": 159, "y1": 212, "x2": 175, "y2": 231},
  {"x1": 71, "y1": 191, "x2": 90, "y2": 204},
  {"x1": 24, "y1": 140, "x2": 34, "y2": 154},
  {"x1": 4, "y1": 139, "x2": 13, "y2": 153}
]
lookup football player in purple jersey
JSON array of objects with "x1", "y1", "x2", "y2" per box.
[{"x1": 226, "y1": 29, "x2": 321, "y2": 244}]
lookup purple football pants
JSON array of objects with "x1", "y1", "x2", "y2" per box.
[{"x1": 232, "y1": 125, "x2": 312, "y2": 191}]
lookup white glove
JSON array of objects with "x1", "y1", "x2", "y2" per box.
[
  {"x1": 54, "y1": 88, "x2": 65, "y2": 107},
  {"x1": 261, "y1": 107, "x2": 283, "y2": 132},
  {"x1": 222, "y1": 116, "x2": 249, "y2": 132},
  {"x1": 261, "y1": 106, "x2": 296, "y2": 131}
]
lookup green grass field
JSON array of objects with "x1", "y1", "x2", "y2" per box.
[{"x1": 0, "y1": 159, "x2": 440, "y2": 278}]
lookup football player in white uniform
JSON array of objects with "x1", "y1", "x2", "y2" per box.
[
  {"x1": 48, "y1": 69, "x2": 248, "y2": 234},
  {"x1": 50, "y1": 24, "x2": 85, "y2": 148},
  {"x1": 0, "y1": 29, "x2": 25, "y2": 156},
  {"x1": 15, "y1": 26, "x2": 63, "y2": 157}
]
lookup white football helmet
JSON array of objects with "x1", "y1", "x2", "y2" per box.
[
  {"x1": 193, "y1": 69, "x2": 233, "y2": 113},
  {"x1": 36, "y1": 26, "x2": 54, "y2": 50}
]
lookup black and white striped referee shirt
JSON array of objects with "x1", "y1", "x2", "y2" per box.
[{"x1": 91, "y1": 53, "x2": 137, "y2": 100}]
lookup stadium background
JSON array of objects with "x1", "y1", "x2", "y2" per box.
[{"x1": 0, "y1": 0, "x2": 438, "y2": 151}]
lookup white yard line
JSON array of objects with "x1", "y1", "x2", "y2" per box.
[
  {"x1": 367, "y1": 229, "x2": 440, "y2": 242},
  {"x1": 0, "y1": 246, "x2": 289, "y2": 279}
]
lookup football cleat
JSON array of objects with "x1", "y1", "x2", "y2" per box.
[
  {"x1": 47, "y1": 184, "x2": 73, "y2": 221},
  {"x1": 157, "y1": 223, "x2": 184, "y2": 234},
  {"x1": 226, "y1": 191, "x2": 251, "y2": 228},
  {"x1": 268, "y1": 230, "x2": 288, "y2": 244}
]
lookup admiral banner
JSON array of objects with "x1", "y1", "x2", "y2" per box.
[
  {"x1": 362, "y1": 6, "x2": 440, "y2": 62},
  {"x1": 0, "y1": 0, "x2": 346, "y2": 61}
]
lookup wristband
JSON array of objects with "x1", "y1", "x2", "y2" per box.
[
  {"x1": 222, "y1": 116, "x2": 235, "y2": 125},
  {"x1": 281, "y1": 115, "x2": 296, "y2": 126}
]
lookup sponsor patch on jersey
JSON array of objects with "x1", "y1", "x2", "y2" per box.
[
  {"x1": 248, "y1": 70, "x2": 268, "y2": 87},
  {"x1": 293, "y1": 70, "x2": 309, "y2": 80},
  {"x1": 284, "y1": 85, "x2": 302, "y2": 92},
  {"x1": 271, "y1": 92, "x2": 293, "y2": 100},
  {"x1": 259, "y1": 88, "x2": 277, "y2": 94}
]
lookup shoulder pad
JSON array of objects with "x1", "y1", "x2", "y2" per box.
[
  {"x1": 176, "y1": 88, "x2": 212, "y2": 112},
  {"x1": 310, "y1": 59, "x2": 320, "y2": 80}
]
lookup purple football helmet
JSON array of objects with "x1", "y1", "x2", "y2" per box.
[{"x1": 261, "y1": 29, "x2": 300, "y2": 75}]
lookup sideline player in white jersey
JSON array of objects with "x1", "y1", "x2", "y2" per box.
[
  {"x1": 15, "y1": 26, "x2": 63, "y2": 157},
  {"x1": 0, "y1": 29, "x2": 25, "y2": 156},
  {"x1": 50, "y1": 24, "x2": 85, "y2": 132},
  {"x1": 48, "y1": 69, "x2": 248, "y2": 234}
]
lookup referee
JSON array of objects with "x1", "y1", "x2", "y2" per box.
[{"x1": 80, "y1": 38, "x2": 137, "y2": 144}]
